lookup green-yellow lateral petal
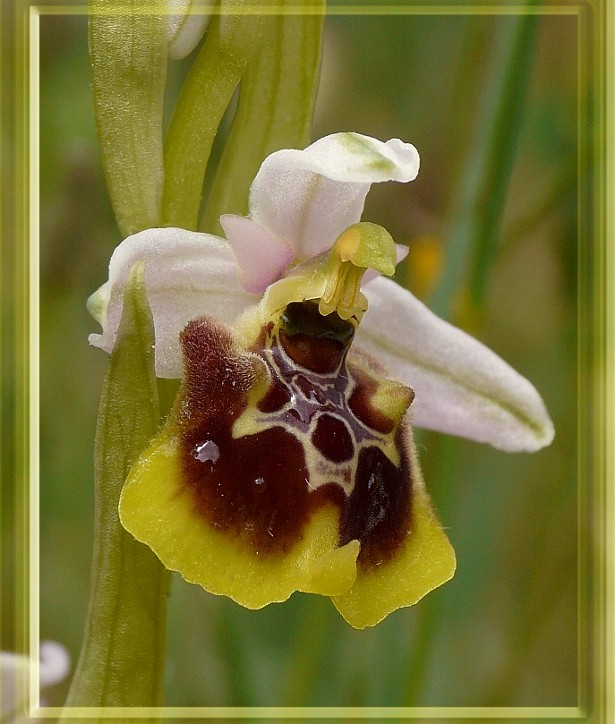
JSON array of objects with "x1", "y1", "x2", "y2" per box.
[
  {"x1": 119, "y1": 428, "x2": 360, "y2": 608},
  {"x1": 332, "y1": 460, "x2": 456, "y2": 630}
]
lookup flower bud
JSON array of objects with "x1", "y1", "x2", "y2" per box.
[{"x1": 166, "y1": 0, "x2": 214, "y2": 60}]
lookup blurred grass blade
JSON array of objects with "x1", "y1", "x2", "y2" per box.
[
  {"x1": 281, "y1": 597, "x2": 333, "y2": 706},
  {"x1": 162, "y1": 0, "x2": 270, "y2": 230},
  {"x1": 404, "y1": 14, "x2": 538, "y2": 705},
  {"x1": 63, "y1": 263, "x2": 169, "y2": 714},
  {"x1": 429, "y1": 13, "x2": 539, "y2": 320},
  {"x1": 90, "y1": 0, "x2": 167, "y2": 236},
  {"x1": 201, "y1": 0, "x2": 324, "y2": 234}
]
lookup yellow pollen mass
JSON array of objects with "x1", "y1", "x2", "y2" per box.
[
  {"x1": 336, "y1": 225, "x2": 362, "y2": 261},
  {"x1": 318, "y1": 222, "x2": 397, "y2": 321},
  {"x1": 319, "y1": 259, "x2": 366, "y2": 320}
]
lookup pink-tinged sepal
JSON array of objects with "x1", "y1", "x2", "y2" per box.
[{"x1": 220, "y1": 214, "x2": 296, "y2": 293}]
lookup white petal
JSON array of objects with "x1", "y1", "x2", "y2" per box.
[
  {"x1": 249, "y1": 132, "x2": 420, "y2": 262},
  {"x1": 166, "y1": 0, "x2": 213, "y2": 59},
  {"x1": 357, "y1": 277, "x2": 555, "y2": 452},
  {"x1": 1, "y1": 643, "x2": 69, "y2": 720},
  {"x1": 39, "y1": 642, "x2": 70, "y2": 688},
  {"x1": 88, "y1": 228, "x2": 255, "y2": 378},
  {"x1": 220, "y1": 215, "x2": 295, "y2": 293}
]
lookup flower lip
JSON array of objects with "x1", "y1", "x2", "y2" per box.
[{"x1": 118, "y1": 282, "x2": 455, "y2": 628}]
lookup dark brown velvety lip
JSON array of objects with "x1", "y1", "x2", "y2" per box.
[
  {"x1": 177, "y1": 309, "x2": 413, "y2": 565},
  {"x1": 338, "y1": 430, "x2": 412, "y2": 569}
]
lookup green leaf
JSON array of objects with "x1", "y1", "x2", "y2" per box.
[
  {"x1": 467, "y1": 13, "x2": 539, "y2": 307},
  {"x1": 162, "y1": 0, "x2": 270, "y2": 230},
  {"x1": 201, "y1": 0, "x2": 324, "y2": 234},
  {"x1": 63, "y1": 263, "x2": 169, "y2": 715},
  {"x1": 429, "y1": 14, "x2": 539, "y2": 320},
  {"x1": 89, "y1": 0, "x2": 167, "y2": 236}
]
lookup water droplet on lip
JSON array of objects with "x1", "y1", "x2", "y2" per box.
[
  {"x1": 194, "y1": 439, "x2": 220, "y2": 464},
  {"x1": 253, "y1": 476, "x2": 266, "y2": 492}
]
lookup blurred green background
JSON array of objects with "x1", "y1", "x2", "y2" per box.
[{"x1": 32, "y1": 8, "x2": 578, "y2": 710}]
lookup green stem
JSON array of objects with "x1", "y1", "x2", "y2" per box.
[
  {"x1": 281, "y1": 597, "x2": 333, "y2": 706},
  {"x1": 403, "y1": 434, "x2": 460, "y2": 706},
  {"x1": 468, "y1": 13, "x2": 539, "y2": 306},
  {"x1": 162, "y1": 5, "x2": 267, "y2": 229},
  {"x1": 62, "y1": 265, "x2": 169, "y2": 716},
  {"x1": 429, "y1": 13, "x2": 539, "y2": 321},
  {"x1": 502, "y1": 161, "x2": 576, "y2": 248},
  {"x1": 89, "y1": 0, "x2": 167, "y2": 236},
  {"x1": 201, "y1": 0, "x2": 324, "y2": 235}
]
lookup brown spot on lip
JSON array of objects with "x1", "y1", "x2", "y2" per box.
[
  {"x1": 182, "y1": 425, "x2": 323, "y2": 554},
  {"x1": 312, "y1": 414, "x2": 354, "y2": 463},
  {"x1": 178, "y1": 315, "x2": 340, "y2": 555},
  {"x1": 348, "y1": 371, "x2": 395, "y2": 434},
  {"x1": 257, "y1": 378, "x2": 291, "y2": 413},
  {"x1": 338, "y1": 430, "x2": 412, "y2": 568}
]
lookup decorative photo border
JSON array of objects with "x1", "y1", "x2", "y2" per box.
[{"x1": 0, "y1": 0, "x2": 611, "y2": 719}]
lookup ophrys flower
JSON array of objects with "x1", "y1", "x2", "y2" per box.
[{"x1": 89, "y1": 133, "x2": 554, "y2": 628}]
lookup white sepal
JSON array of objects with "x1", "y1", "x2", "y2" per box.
[
  {"x1": 248, "y1": 132, "x2": 420, "y2": 262},
  {"x1": 358, "y1": 276, "x2": 555, "y2": 452},
  {"x1": 88, "y1": 227, "x2": 256, "y2": 378}
]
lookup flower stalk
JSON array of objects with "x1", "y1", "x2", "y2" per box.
[
  {"x1": 89, "y1": 0, "x2": 167, "y2": 237},
  {"x1": 202, "y1": 0, "x2": 325, "y2": 234},
  {"x1": 63, "y1": 265, "x2": 169, "y2": 713},
  {"x1": 162, "y1": 0, "x2": 269, "y2": 229}
]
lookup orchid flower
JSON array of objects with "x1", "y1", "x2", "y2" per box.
[
  {"x1": 88, "y1": 132, "x2": 554, "y2": 628},
  {"x1": 1, "y1": 642, "x2": 70, "y2": 723}
]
